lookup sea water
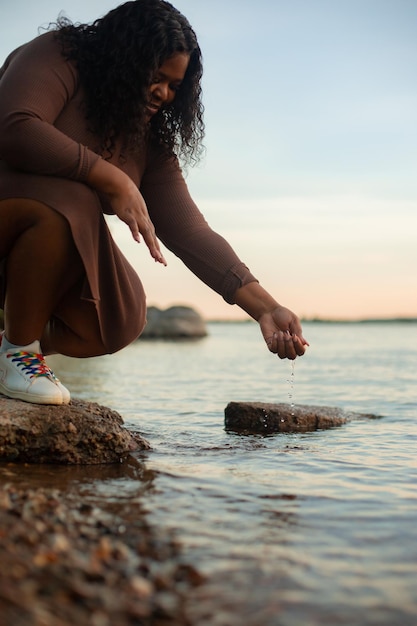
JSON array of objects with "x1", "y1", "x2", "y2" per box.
[{"x1": 49, "y1": 321, "x2": 417, "y2": 625}]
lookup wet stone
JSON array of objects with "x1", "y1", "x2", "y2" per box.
[
  {"x1": 0, "y1": 397, "x2": 150, "y2": 464},
  {"x1": 0, "y1": 478, "x2": 202, "y2": 625},
  {"x1": 224, "y1": 401, "x2": 380, "y2": 434}
]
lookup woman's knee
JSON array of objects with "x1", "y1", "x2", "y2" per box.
[
  {"x1": 103, "y1": 301, "x2": 147, "y2": 355},
  {"x1": 0, "y1": 197, "x2": 76, "y2": 258}
]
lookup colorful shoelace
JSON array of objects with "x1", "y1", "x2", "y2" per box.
[{"x1": 7, "y1": 351, "x2": 54, "y2": 380}]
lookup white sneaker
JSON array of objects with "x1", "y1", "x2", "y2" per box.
[
  {"x1": 0, "y1": 348, "x2": 66, "y2": 405},
  {"x1": 48, "y1": 369, "x2": 71, "y2": 405},
  {"x1": 0, "y1": 332, "x2": 70, "y2": 405}
]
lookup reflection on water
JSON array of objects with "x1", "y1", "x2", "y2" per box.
[
  {"x1": 42, "y1": 322, "x2": 417, "y2": 625},
  {"x1": 0, "y1": 456, "x2": 155, "y2": 494}
]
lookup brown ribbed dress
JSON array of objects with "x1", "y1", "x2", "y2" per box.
[{"x1": 0, "y1": 32, "x2": 257, "y2": 354}]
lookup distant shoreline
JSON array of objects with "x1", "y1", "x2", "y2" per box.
[
  {"x1": 207, "y1": 317, "x2": 417, "y2": 324},
  {"x1": 301, "y1": 317, "x2": 417, "y2": 324}
]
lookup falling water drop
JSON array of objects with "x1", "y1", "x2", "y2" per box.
[{"x1": 288, "y1": 361, "x2": 295, "y2": 416}]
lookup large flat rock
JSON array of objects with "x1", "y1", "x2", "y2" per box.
[
  {"x1": 0, "y1": 397, "x2": 149, "y2": 464},
  {"x1": 224, "y1": 401, "x2": 380, "y2": 434},
  {"x1": 140, "y1": 305, "x2": 208, "y2": 339}
]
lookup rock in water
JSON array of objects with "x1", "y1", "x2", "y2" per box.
[
  {"x1": 141, "y1": 305, "x2": 207, "y2": 339},
  {"x1": 0, "y1": 397, "x2": 149, "y2": 464},
  {"x1": 224, "y1": 401, "x2": 380, "y2": 434}
]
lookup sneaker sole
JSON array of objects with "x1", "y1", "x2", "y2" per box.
[{"x1": 0, "y1": 383, "x2": 63, "y2": 405}]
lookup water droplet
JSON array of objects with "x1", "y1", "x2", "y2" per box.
[{"x1": 288, "y1": 361, "x2": 295, "y2": 416}]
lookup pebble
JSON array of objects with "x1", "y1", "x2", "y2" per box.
[{"x1": 0, "y1": 474, "x2": 203, "y2": 625}]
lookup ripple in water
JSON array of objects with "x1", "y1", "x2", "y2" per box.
[{"x1": 47, "y1": 321, "x2": 417, "y2": 625}]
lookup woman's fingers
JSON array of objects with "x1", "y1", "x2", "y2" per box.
[
  {"x1": 115, "y1": 197, "x2": 167, "y2": 265},
  {"x1": 140, "y1": 222, "x2": 167, "y2": 265},
  {"x1": 266, "y1": 330, "x2": 306, "y2": 360},
  {"x1": 261, "y1": 306, "x2": 309, "y2": 361},
  {"x1": 121, "y1": 208, "x2": 141, "y2": 243},
  {"x1": 88, "y1": 163, "x2": 166, "y2": 265},
  {"x1": 275, "y1": 331, "x2": 297, "y2": 360}
]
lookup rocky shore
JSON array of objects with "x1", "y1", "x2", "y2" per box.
[
  {"x1": 0, "y1": 397, "x2": 150, "y2": 465},
  {"x1": 0, "y1": 398, "x2": 204, "y2": 625},
  {"x1": 0, "y1": 461, "x2": 204, "y2": 626},
  {"x1": 0, "y1": 395, "x2": 382, "y2": 625}
]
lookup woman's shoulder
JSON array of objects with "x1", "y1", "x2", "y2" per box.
[
  {"x1": 6, "y1": 31, "x2": 63, "y2": 62},
  {"x1": 1, "y1": 31, "x2": 77, "y2": 86},
  {"x1": 2, "y1": 31, "x2": 71, "y2": 74}
]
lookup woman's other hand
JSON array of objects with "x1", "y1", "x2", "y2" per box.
[{"x1": 86, "y1": 158, "x2": 167, "y2": 265}]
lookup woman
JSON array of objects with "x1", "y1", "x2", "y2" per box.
[{"x1": 0, "y1": 0, "x2": 308, "y2": 406}]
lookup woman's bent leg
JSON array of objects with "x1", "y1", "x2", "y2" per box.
[
  {"x1": 0, "y1": 198, "x2": 87, "y2": 402},
  {"x1": 0, "y1": 198, "x2": 111, "y2": 403},
  {"x1": 0, "y1": 198, "x2": 85, "y2": 346},
  {"x1": 0, "y1": 198, "x2": 114, "y2": 357},
  {"x1": 0, "y1": 196, "x2": 145, "y2": 366},
  {"x1": 41, "y1": 282, "x2": 108, "y2": 358}
]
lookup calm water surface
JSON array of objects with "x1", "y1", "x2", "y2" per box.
[{"x1": 49, "y1": 321, "x2": 417, "y2": 625}]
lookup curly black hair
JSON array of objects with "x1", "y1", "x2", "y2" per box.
[{"x1": 54, "y1": 0, "x2": 204, "y2": 164}]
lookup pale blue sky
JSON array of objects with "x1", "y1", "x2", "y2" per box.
[{"x1": 2, "y1": 0, "x2": 416, "y2": 319}]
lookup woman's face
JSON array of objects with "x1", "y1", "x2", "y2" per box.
[{"x1": 146, "y1": 53, "x2": 190, "y2": 118}]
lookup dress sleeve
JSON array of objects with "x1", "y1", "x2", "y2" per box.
[
  {"x1": 140, "y1": 143, "x2": 258, "y2": 304},
  {"x1": 0, "y1": 33, "x2": 99, "y2": 180}
]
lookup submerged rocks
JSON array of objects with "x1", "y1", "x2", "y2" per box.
[
  {"x1": 224, "y1": 401, "x2": 380, "y2": 434},
  {"x1": 0, "y1": 397, "x2": 149, "y2": 464},
  {"x1": 0, "y1": 476, "x2": 204, "y2": 626},
  {"x1": 141, "y1": 305, "x2": 207, "y2": 339}
]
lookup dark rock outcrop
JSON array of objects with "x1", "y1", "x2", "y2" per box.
[
  {"x1": 141, "y1": 305, "x2": 207, "y2": 339},
  {"x1": 224, "y1": 401, "x2": 380, "y2": 434},
  {"x1": 0, "y1": 397, "x2": 149, "y2": 464}
]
